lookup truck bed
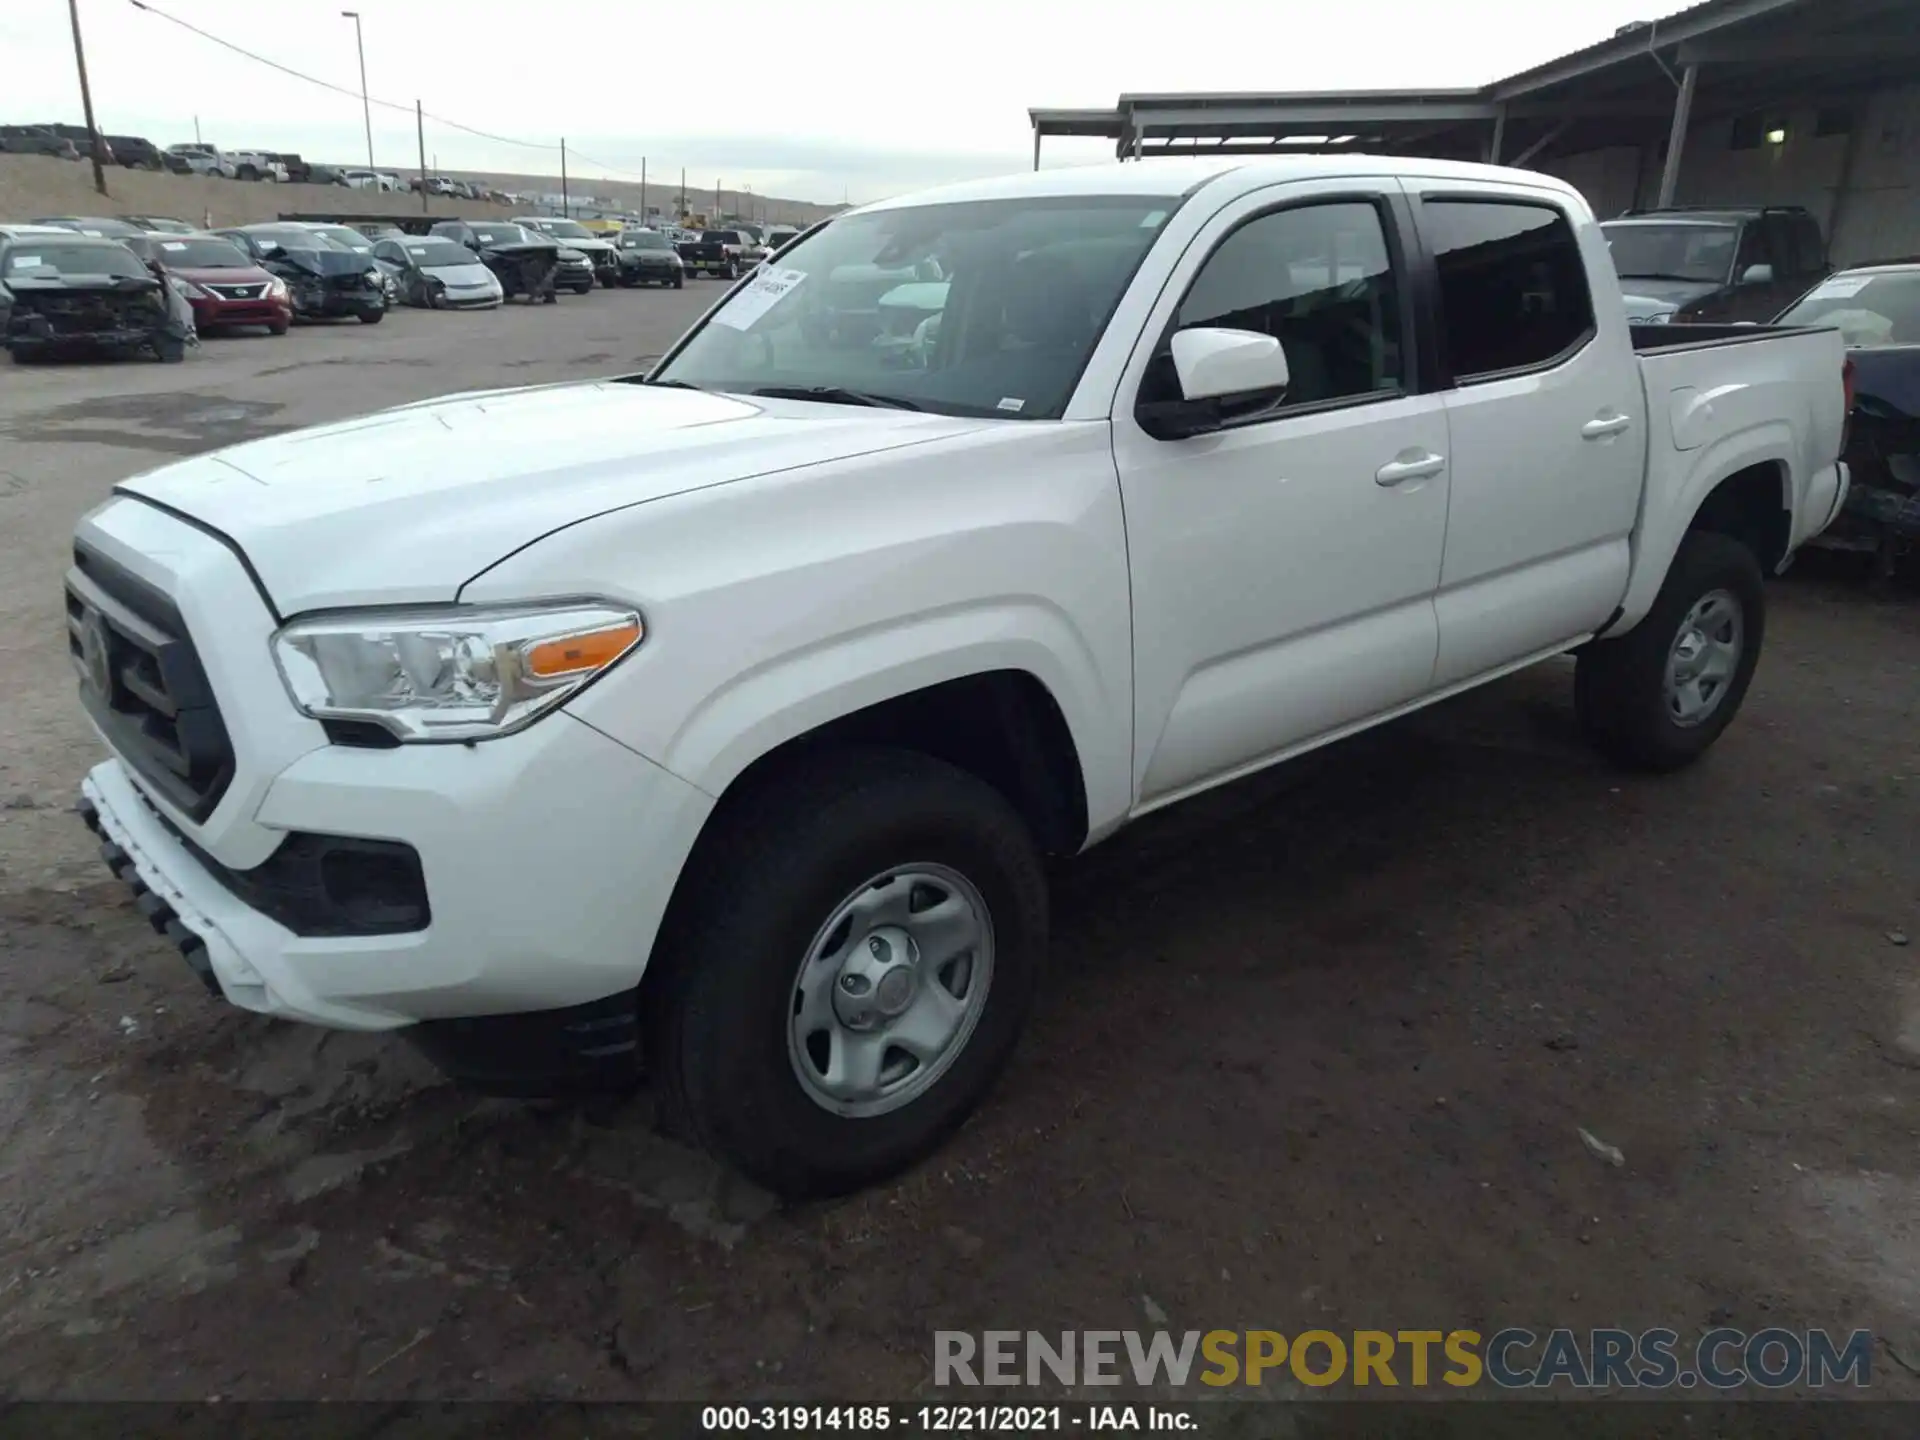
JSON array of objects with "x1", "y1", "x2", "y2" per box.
[{"x1": 1628, "y1": 321, "x2": 1829, "y2": 353}]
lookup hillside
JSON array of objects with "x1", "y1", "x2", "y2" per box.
[
  {"x1": 436, "y1": 167, "x2": 839, "y2": 226},
  {"x1": 0, "y1": 155, "x2": 515, "y2": 229},
  {"x1": 0, "y1": 154, "x2": 837, "y2": 232}
]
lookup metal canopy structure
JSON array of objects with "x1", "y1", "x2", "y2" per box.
[{"x1": 1029, "y1": 0, "x2": 1920, "y2": 200}]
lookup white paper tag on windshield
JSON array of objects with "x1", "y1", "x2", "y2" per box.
[
  {"x1": 161, "y1": 241, "x2": 186, "y2": 251},
  {"x1": 13, "y1": 256, "x2": 41, "y2": 268},
  {"x1": 713, "y1": 266, "x2": 806, "y2": 330},
  {"x1": 1810, "y1": 275, "x2": 1873, "y2": 300}
]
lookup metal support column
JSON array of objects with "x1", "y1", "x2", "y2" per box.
[
  {"x1": 1656, "y1": 64, "x2": 1698, "y2": 209},
  {"x1": 1033, "y1": 126, "x2": 1042, "y2": 171}
]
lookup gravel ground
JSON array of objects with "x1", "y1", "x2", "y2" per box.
[{"x1": 1, "y1": 291, "x2": 1918, "y2": 1407}]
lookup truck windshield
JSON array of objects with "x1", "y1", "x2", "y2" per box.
[
  {"x1": 1778, "y1": 272, "x2": 1920, "y2": 345},
  {"x1": 1601, "y1": 222, "x2": 1738, "y2": 283},
  {"x1": 621, "y1": 230, "x2": 672, "y2": 250},
  {"x1": 649, "y1": 195, "x2": 1179, "y2": 420},
  {"x1": 533, "y1": 220, "x2": 593, "y2": 240}
]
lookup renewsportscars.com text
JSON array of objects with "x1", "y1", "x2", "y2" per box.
[{"x1": 934, "y1": 1328, "x2": 1873, "y2": 1390}]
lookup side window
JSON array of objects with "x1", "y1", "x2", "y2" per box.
[
  {"x1": 1143, "y1": 200, "x2": 1404, "y2": 410},
  {"x1": 1793, "y1": 216, "x2": 1827, "y2": 276},
  {"x1": 1425, "y1": 200, "x2": 1595, "y2": 380},
  {"x1": 1734, "y1": 221, "x2": 1770, "y2": 275}
]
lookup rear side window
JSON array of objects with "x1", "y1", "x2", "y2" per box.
[{"x1": 1426, "y1": 200, "x2": 1594, "y2": 380}]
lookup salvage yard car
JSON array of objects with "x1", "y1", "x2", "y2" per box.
[
  {"x1": 2, "y1": 234, "x2": 188, "y2": 362},
  {"x1": 1776, "y1": 260, "x2": 1920, "y2": 589},
  {"x1": 146, "y1": 233, "x2": 291, "y2": 336},
  {"x1": 1604, "y1": 205, "x2": 1829, "y2": 326},
  {"x1": 514, "y1": 217, "x2": 621, "y2": 288},
  {"x1": 372, "y1": 235, "x2": 504, "y2": 309},
  {"x1": 428, "y1": 220, "x2": 562, "y2": 303},
  {"x1": 676, "y1": 226, "x2": 755, "y2": 279},
  {"x1": 615, "y1": 227, "x2": 686, "y2": 287},
  {"x1": 63, "y1": 157, "x2": 1850, "y2": 1199},
  {"x1": 214, "y1": 224, "x2": 386, "y2": 324}
]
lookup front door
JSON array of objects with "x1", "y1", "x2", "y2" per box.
[{"x1": 1111, "y1": 181, "x2": 1451, "y2": 808}]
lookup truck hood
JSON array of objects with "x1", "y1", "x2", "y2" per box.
[
  {"x1": 114, "y1": 381, "x2": 994, "y2": 613},
  {"x1": 1616, "y1": 278, "x2": 1718, "y2": 310}
]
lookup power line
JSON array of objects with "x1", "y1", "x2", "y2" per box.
[{"x1": 123, "y1": 0, "x2": 657, "y2": 181}]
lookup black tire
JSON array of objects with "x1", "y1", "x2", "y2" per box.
[
  {"x1": 9, "y1": 343, "x2": 44, "y2": 366},
  {"x1": 267, "y1": 321, "x2": 289, "y2": 336},
  {"x1": 358, "y1": 309, "x2": 384, "y2": 325},
  {"x1": 1575, "y1": 530, "x2": 1765, "y2": 772},
  {"x1": 571, "y1": 282, "x2": 594, "y2": 296},
  {"x1": 153, "y1": 334, "x2": 187, "y2": 363},
  {"x1": 236, "y1": 165, "x2": 258, "y2": 181},
  {"x1": 645, "y1": 747, "x2": 1047, "y2": 1199},
  {"x1": 672, "y1": 274, "x2": 684, "y2": 289}
]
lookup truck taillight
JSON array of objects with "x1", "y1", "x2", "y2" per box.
[{"x1": 1843, "y1": 356, "x2": 1857, "y2": 414}]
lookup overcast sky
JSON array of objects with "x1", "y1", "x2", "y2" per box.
[{"x1": 9, "y1": 0, "x2": 1665, "y2": 204}]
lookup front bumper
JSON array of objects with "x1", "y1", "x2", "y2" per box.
[
  {"x1": 555, "y1": 262, "x2": 595, "y2": 288},
  {"x1": 191, "y1": 296, "x2": 292, "y2": 328},
  {"x1": 78, "y1": 712, "x2": 712, "y2": 1031}
]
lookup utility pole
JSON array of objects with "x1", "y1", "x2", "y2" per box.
[
  {"x1": 560, "y1": 138, "x2": 570, "y2": 217},
  {"x1": 715, "y1": 177, "x2": 721, "y2": 218},
  {"x1": 640, "y1": 156, "x2": 647, "y2": 221},
  {"x1": 193, "y1": 114, "x2": 202, "y2": 144},
  {"x1": 67, "y1": 0, "x2": 108, "y2": 197},
  {"x1": 341, "y1": 11, "x2": 373, "y2": 170},
  {"x1": 415, "y1": 101, "x2": 428, "y2": 213}
]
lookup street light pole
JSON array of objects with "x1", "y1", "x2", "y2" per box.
[
  {"x1": 341, "y1": 10, "x2": 373, "y2": 171},
  {"x1": 66, "y1": 0, "x2": 108, "y2": 197}
]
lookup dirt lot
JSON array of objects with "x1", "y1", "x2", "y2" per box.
[{"x1": 1, "y1": 291, "x2": 1918, "y2": 1408}]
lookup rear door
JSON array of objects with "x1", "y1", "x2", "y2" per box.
[
  {"x1": 1403, "y1": 181, "x2": 1646, "y2": 686},
  {"x1": 1112, "y1": 179, "x2": 1453, "y2": 806}
]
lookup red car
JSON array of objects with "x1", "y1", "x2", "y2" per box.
[{"x1": 149, "y1": 233, "x2": 292, "y2": 335}]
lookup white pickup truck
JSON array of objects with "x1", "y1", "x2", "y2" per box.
[{"x1": 67, "y1": 157, "x2": 1849, "y2": 1197}]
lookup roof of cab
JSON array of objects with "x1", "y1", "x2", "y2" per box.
[{"x1": 853, "y1": 155, "x2": 1583, "y2": 214}]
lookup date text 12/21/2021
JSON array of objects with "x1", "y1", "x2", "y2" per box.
[{"x1": 700, "y1": 1406, "x2": 1195, "y2": 1432}]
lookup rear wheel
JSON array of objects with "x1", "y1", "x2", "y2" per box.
[
  {"x1": 646, "y1": 747, "x2": 1046, "y2": 1199},
  {"x1": 1576, "y1": 530, "x2": 1765, "y2": 772}
]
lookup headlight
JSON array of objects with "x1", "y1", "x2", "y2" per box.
[
  {"x1": 175, "y1": 279, "x2": 210, "y2": 300},
  {"x1": 271, "y1": 602, "x2": 643, "y2": 741},
  {"x1": 265, "y1": 277, "x2": 288, "y2": 299}
]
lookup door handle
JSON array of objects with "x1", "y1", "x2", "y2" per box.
[
  {"x1": 1375, "y1": 451, "x2": 1446, "y2": 487},
  {"x1": 1582, "y1": 412, "x2": 1634, "y2": 440}
]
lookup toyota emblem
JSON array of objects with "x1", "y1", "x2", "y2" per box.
[{"x1": 78, "y1": 608, "x2": 112, "y2": 697}]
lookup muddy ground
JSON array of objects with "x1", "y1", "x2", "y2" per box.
[{"x1": 1, "y1": 291, "x2": 1918, "y2": 1409}]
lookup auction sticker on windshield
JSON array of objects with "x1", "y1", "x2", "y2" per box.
[
  {"x1": 713, "y1": 267, "x2": 806, "y2": 331},
  {"x1": 1809, "y1": 275, "x2": 1874, "y2": 301}
]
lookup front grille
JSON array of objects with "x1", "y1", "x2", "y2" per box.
[
  {"x1": 208, "y1": 283, "x2": 265, "y2": 300},
  {"x1": 325, "y1": 271, "x2": 379, "y2": 293},
  {"x1": 65, "y1": 542, "x2": 234, "y2": 821},
  {"x1": 21, "y1": 294, "x2": 155, "y2": 337}
]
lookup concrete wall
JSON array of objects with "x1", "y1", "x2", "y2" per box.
[{"x1": 1540, "y1": 83, "x2": 1920, "y2": 265}]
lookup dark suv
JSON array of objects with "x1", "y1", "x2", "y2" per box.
[
  {"x1": 1601, "y1": 205, "x2": 1830, "y2": 325},
  {"x1": 0, "y1": 126, "x2": 82, "y2": 160}
]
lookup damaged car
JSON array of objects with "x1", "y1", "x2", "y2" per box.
[
  {"x1": 147, "y1": 233, "x2": 292, "y2": 336},
  {"x1": 371, "y1": 236, "x2": 503, "y2": 309},
  {"x1": 1778, "y1": 261, "x2": 1920, "y2": 591},
  {"x1": 213, "y1": 224, "x2": 387, "y2": 324},
  {"x1": 427, "y1": 221, "x2": 561, "y2": 304},
  {"x1": 0, "y1": 235, "x2": 190, "y2": 364}
]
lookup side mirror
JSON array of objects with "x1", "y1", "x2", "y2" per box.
[
  {"x1": 259, "y1": 243, "x2": 285, "y2": 260},
  {"x1": 1170, "y1": 327, "x2": 1291, "y2": 402},
  {"x1": 1738, "y1": 263, "x2": 1775, "y2": 286},
  {"x1": 1137, "y1": 328, "x2": 1292, "y2": 440}
]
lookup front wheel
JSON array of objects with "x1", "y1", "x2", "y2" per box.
[
  {"x1": 671, "y1": 274, "x2": 684, "y2": 289},
  {"x1": 646, "y1": 748, "x2": 1046, "y2": 1199},
  {"x1": 358, "y1": 309, "x2": 384, "y2": 325},
  {"x1": 1575, "y1": 530, "x2": 1765, "y2": 772}
]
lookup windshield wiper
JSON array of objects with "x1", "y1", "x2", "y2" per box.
[
  {"x1": 643, "y1": 377, "x2": 706, "y2": 391},
  {"x1": 1619, "y1": 272, "x2": 1708, "y2": 283},
  {"x1": 748, "y1": 384, "x2": 922, "y2": 411}
]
